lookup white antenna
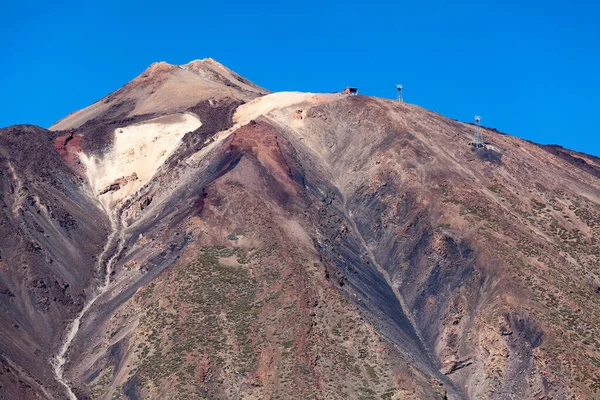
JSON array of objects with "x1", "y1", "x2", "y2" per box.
[
  {"x1": 396, "y1": 84, "x2": 403, "y2": 102},
  {"x1": 473, "y1": 116, "x2": 483, "y2": 147}
]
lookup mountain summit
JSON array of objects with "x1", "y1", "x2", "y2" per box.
[
  {"x1": 50, "y1": 58, "x2": 268, "y2": 131},
  {"x1": 1, "y1": 60, "x2": 599, "y2": 400}
]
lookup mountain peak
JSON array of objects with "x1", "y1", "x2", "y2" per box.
[
  {"x1": 184, "y1": 57, "x2": 220, "y2": 66},
  {"x1": 50, "y1": 58, "x2": 268, "y2": 131},
  {"x1": 139, "y1": 61, "x2": 177, "y2": 77}
]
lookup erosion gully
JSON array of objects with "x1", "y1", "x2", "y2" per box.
[{"x1": 52, "y1": 208, "x2": 125, "y2": 400}]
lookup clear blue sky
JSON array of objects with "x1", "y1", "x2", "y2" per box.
[{"x1": 2, "y1": 1, "x2": 599, "y2": 155}]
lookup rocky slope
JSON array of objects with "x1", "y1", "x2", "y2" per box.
[{"x1": 1, "y1": 58, "x2": 599, "y2": 399}]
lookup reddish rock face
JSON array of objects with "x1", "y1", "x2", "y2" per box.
[
  {"x1": 54, "y1": 132, "x2": 84, "y2": 173},
  {"x1": 229, "y1": 120, "x2": 302, "y2": 203},
  {"x1": 1, "y1": 61, "x2": 600, "y2": 400}
]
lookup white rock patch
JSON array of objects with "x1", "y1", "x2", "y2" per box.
[
  {"x1": 234, "y1": 92, "x2": 318, "y2": 126},
  {"x1": 80, "y1": 112, "x2": 201, "y2": 209}
]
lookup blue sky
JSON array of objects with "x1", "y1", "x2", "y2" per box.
[{"x1": 2, "y1": 1, "x2": 599, "y2": 155}]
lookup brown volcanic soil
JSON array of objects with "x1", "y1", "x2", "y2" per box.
[{"x1": 2, "y1": 61, "x2": 600, "y2": 400}]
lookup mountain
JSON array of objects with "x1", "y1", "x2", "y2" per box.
[{"x1": 1, "y1": 58, "x2": 599, "y2": 400}]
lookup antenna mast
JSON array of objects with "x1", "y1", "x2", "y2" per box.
[
  {"x1": 396, "y1": 84, "x2": 403, "y2": 102},
  {"x1": 473, "y1": 116, "x2": 483, "y2": 147}
]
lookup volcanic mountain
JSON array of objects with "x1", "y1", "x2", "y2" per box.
[{"x1": 1, "y1": 58, "x2": 599, "y2": 400}]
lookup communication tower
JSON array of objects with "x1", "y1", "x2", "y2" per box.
[
  {"x1": 396, "y1": 84, "x2": 403, "y2": 102},
  {"x1": 473, "y1": 116, "x2": 483, "y2": 147}
]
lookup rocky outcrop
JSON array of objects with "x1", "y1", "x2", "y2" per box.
[{"x1": 98, "y1": 172, "x2": 138, "y2": 195}]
